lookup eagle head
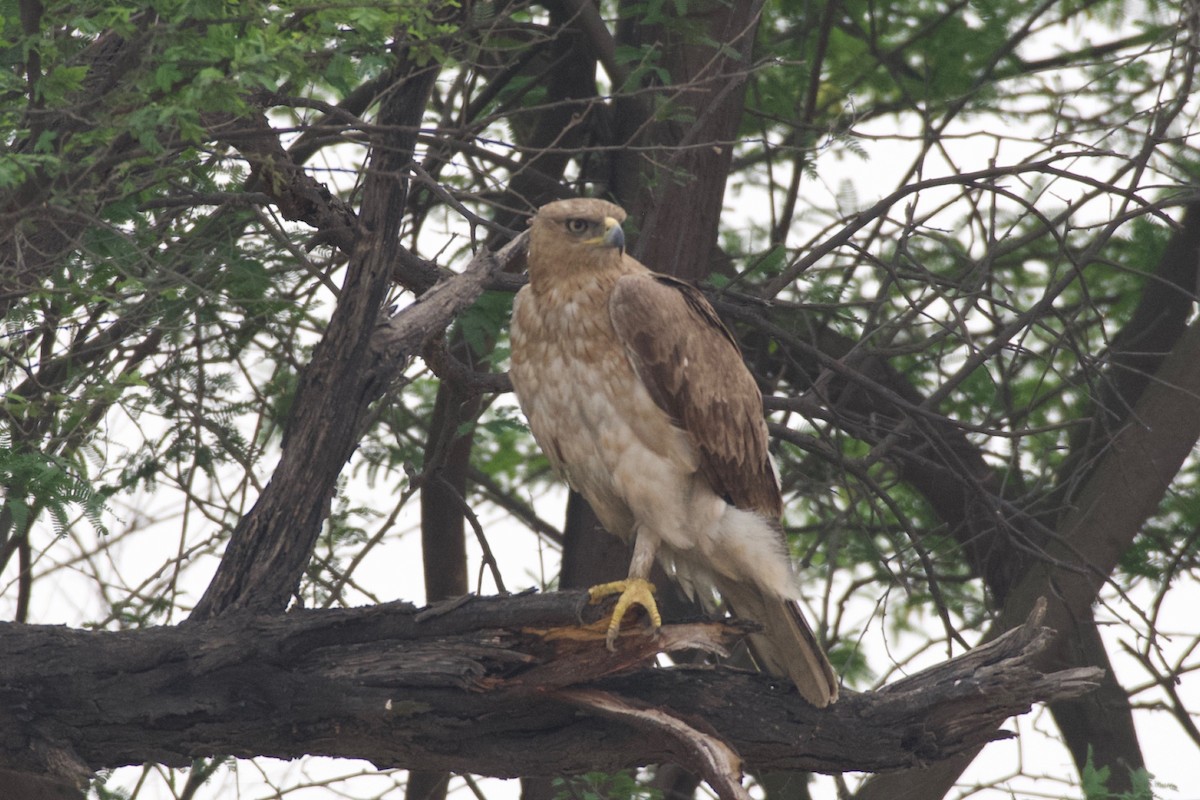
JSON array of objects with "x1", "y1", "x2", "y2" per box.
[{"x1": 528, "y1": 198, "x2": 627, "y2": 280}]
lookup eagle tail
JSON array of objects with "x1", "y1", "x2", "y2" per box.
[{"x1": 715, "y1": 578, "x2": 839, "y2": 708}]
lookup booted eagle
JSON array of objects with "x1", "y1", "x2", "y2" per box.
[{"x1": 509, "y1": 198, "x2": 838, "y2": 707}]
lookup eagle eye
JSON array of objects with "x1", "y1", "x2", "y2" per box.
[{"x1": 565, "y1": 218, "x2": 590, "y2": 235}]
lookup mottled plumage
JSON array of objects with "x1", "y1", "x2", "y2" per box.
[{"x1": 509, "y1": 198, "x2": 837, "y2": 706}]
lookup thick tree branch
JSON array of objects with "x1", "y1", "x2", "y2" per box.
[
  {"x1": 1054, "y1": 200, "x2": 1200, "y2": 515},
  {"x1": 189, "y1": 65, "x2": 440, "y2": 620},
  {"x1": 1, "y1": 593, "x2": 1098, "y2": 800}
]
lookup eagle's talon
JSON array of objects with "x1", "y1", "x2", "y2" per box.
[{"x1": 588, "y1": 577, "x2": 660, "y2": 647}]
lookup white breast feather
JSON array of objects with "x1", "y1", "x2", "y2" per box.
[{"x1": 511, "y1": 283, "x2": 799, "y2": 605}]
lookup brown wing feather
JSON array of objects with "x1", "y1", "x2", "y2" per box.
[{"x1": 609, "y1": 272, "x2": 782, "y2": 518}]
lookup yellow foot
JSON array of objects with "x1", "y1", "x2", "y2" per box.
[{"x1": 588, "y1": 578, "x2": 661, "y2": 650}]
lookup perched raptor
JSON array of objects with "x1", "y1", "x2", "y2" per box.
[{"x1": 509, "y1": 197, "x2": 838, "y2": 706}]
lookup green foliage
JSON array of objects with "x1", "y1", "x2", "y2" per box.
[
  {"x1": 90, "y1": 774, "x2": 134, "y2": 800},
  {"x1": 1081, "y1": 748, "x2": 1157, "y2": 799},
  {"x1": 471, "y1": 403, "x2": 549, "y2": 489},
  {"x1": 826, "y1": 637, "x2": 874, "y2": 687},
  {"x1": 0, "y1": 443, "x2": 110, "y2": 538},
  {"x1": 458, "y1": 290, "x2": 515, "y2": 365},
  {"x1": 614, "y1": 43, "x2": 667, "y2": 88},
  {"x1": 102, "y1": 593, "x2": 175, "y2": 629},
  {"x1": 553, "y1": 772, "x2": 662, "y2": 800}
]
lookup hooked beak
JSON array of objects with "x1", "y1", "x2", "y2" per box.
[{"x1": 602, "y1": 216, "x2": 625, "y2": 252}]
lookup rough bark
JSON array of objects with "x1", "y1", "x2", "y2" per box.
[
  {"x1": 0, "y1": 592, "x2": 1099, "y2": 800},
  {"x1": 0, "y1": 769, "x2": 86, "y2": 800}
]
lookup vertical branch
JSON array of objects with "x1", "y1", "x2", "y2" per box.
[
  {"x1": 611, "y1": 0, "x2": 765, "y2": 280},
  {"x1": 416, "y1": 2, "x2": 601, "y2": 609},
  {"x1": 190, "y1": 63, "x2": 439, "y2": 620}
]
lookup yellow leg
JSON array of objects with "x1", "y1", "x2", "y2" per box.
[{"x1": 588, "y1": 578, "x2": 661, "y2": 649}]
